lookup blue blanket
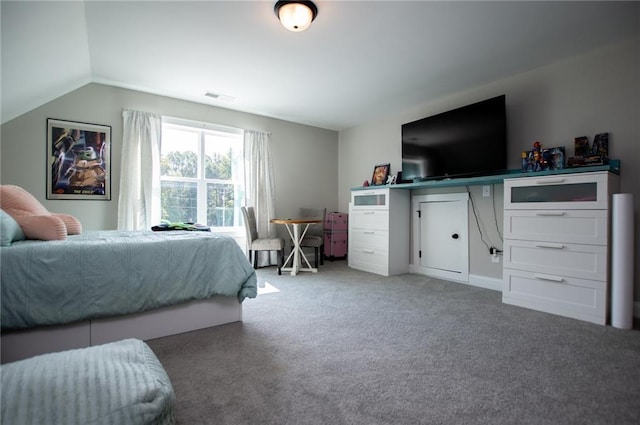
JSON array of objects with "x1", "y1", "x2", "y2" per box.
[{"x1": 1, "y1": 230, "x2": 257, "y2": 330}]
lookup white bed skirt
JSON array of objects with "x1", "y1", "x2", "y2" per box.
[{"x1": 1, "y1": 296, "x2": 241, "y2": 364}]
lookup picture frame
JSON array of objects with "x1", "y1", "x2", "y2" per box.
[
  {"x1": 591, "y1": 133, "x2": 609, "y2": 158},
  {"x1": 574, "y1": 136, "x2": 590, "y2": 157},
  {"x1": 47, "y1": 118, "x2": 111, "y2": 200},
  {"x1": 371, "y1": 163, "x2": 390, "y2": 186}
]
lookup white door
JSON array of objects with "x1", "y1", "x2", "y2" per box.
[{"x1": 412, "y1": 192, "x2": 469, "y2": 282}]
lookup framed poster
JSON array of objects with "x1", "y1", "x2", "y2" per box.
[
  {"x1": 371, "y1": 163, "x2": 390, "y2": 186},
  {"x1": 47, "y1": 118, "x2": 111, "y2": 200}
]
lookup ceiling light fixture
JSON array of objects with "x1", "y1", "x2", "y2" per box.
[{"x1": 274, "y1": 1, "x2": 318, "y2": 32}]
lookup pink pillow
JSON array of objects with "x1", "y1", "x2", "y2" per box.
[
  {"x1": 53, "y1": 213, "x2": 83, "y2": 235},
  {"x1": 14, "y1": 215, "x2": 68, "y2": 241},
  {"x1": 0, "y1": 185, "x2": 82, "y2": 240}
]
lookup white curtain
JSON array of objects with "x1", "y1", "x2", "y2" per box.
[
  {"x1": 117, "y1": 110, "x2": 162, "y2": 230},
  {"x1": 244, "y1": 130, "x2": 278, "y2": 266}
]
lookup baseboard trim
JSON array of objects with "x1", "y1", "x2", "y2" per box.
[
  {"x1": 409, "y1": 264, "x2": 469, "y2": 285},
  {"x1": 421, "y1": 271, "x2": 639, "y2": 318},
  {"x1": 467, "y1": 279, "x2": 640, "y2": 319},
  {"x1": 467, "y1": 274, "x2": 502, "y2": 292}
]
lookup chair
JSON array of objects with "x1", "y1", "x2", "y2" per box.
[
  {"x1": 296, "y1": 207, "x2": 326, "y2": 269},
  {"x1": 241, "y1": 206, "x2": 285, "y2": 275}
]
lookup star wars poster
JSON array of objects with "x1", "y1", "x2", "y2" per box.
[{"x1": 47, "y1": 119, "x2": 111, "y2": 200}]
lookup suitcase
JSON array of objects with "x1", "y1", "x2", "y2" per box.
[
  {"x1": 324, "y1": 212, "x2": 348, "y2": 232},
  {"x1": 324, "y1": 212, "x2": 348, "y2": 260}
]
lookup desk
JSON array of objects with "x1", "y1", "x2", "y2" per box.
[{"x1": 271, "y1": 218, "x2": 322, "y2": 276}]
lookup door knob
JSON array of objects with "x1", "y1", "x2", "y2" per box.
[{"x1": 451, "y1": 233, "x2": 459, "y2": 239}]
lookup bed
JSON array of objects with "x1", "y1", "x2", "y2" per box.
[{"x1": 1, "y1": 230, "x2": 257, "y2": 363}]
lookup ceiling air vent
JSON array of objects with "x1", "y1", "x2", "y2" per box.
[{"x1": 205, "y1": 91, "x2": 235, "y2": 102}]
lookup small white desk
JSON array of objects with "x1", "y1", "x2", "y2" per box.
[{"x1": 271, "y1": 218, "x2": 322, "y2": 276}]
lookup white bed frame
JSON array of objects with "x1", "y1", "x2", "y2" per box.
[{"x1": 1, "y1": 296, "x2": 241, "y2": 364}]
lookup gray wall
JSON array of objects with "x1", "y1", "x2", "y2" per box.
[
  {"x1": 0, "y1": 83, "x2": 339, "y2": 238},
  {"x1": 339, "y1": 37, "x2": 640, "y2": 300}
]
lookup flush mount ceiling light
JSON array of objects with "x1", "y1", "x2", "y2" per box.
[{"x1": 274, "y1": 1, "x2": 318, "y2": 32}]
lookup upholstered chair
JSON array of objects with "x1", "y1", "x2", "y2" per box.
[{"x1": 241, "y1": 206, "x2": 285, "y2": 275}]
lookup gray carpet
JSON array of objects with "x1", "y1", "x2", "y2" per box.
[{"x1": 147, "y1": 261, "x2": 640, "y2": 425}]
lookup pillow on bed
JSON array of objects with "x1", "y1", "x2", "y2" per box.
[
  {"x1": 13, "y1": 214, "x2": 68, "y2": 241},
  {"x1": 0, "y1": 185, "x2": 82, "y2": 241},
  {"x1": 0, "y1": 209, "x2": 25, "y2": 246},
  {"x1": 54, "y1": 213, "x2": 83, "y2": 235}
]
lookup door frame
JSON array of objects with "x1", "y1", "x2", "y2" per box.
[{"x1": 410, "y1": 193, "x2": 469, "y2": 282}]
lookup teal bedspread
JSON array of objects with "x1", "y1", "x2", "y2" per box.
[
  {"x1": 1, "y1": 230, "x2": 257, "y2": 330},
  {"x1": 1, "y1": 338, "x2": 176, "y2": 424}
]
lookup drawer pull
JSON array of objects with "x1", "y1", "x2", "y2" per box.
[
  {"x1": 535, "y1": 178, "x2": 566, "y2": 185},
  {"x1": 535, "y1": 212, "x2": 565, "y2": 216},
  {"x1": 363, "y1": 231, "x2": 375, "y2": 235},
  {"x1": 362, "y1": 249, "x2": 375, "y2": 254},
  {"x1": 534, "y1": 274, "x2": 564, "y2": 282},
  {"x1": 363, "y1": 211, "x2": 376, "y2": 215},
  {"x1": 535, "y1": 243, "x2": 565, "y2": 249}
]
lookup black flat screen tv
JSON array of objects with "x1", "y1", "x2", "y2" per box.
[{"x1": 401, "y1": 95, "x2": 507, "y2": 182}]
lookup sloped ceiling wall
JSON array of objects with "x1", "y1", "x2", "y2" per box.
[
  {"x1": 2, "y1": 1, "x2": 639, "y2": 129},
  {"x1": 1, "y1": 1, "x2": 92, "y2": 124}
]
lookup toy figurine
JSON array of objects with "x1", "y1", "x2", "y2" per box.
[{"x1": 531, "y1": 140, "x2": 547, "y2": 171}]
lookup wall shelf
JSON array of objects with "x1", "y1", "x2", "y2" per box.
[{"x1": 351, "y1": 160, "x2": 620, "y2": 191}]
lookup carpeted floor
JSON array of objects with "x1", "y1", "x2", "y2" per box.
[{"x1": 147, "y1": 261, "x2": 640, "y2": 425}]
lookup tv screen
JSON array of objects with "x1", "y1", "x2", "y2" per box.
[{"x1": 401, "y1": 95, "x2": 507, "y2": 182}]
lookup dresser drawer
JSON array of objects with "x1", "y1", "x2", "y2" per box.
[
  {"x1": 502, "y1": 269, "x2": 606, "y2": 325},
  {"x1": 351, "y1": 189, "x2": 390, "y2": 210},
  {"x1": 350, "y1": 228, "x2": 388, "y2": 250},
  {"x1": 350, "y1": 210, "x2": 389, "y2": 231},
  {"x1": 349, "y1": 248, "x2": 388, "y2": 275},
  {"x1": 350, "y1": 237, "x2": 388, "y2": 258},
  {"x1": 504, "y1": 210, "x2": 608, "y2": 245},
  {"x1": 504, "y1": 240, "x2": 607, "y2": 281},
  {"x1": 504, "y1": 172, "x2": 614, "y2": 210}
]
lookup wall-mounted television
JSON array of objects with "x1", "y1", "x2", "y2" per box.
[{"x1": 401, "y1": 95, "x2": 507, "y2": 182}]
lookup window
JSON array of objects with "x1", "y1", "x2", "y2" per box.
[{"x1": 160, "y1": 118, "x2": 244, "y2": 231}]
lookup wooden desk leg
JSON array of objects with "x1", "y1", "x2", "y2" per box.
[
  {"x1": 291, "y1": 223, "x2": 300, "y2": 276},
  {"x1": 280, "y1": 222, "x2": 318, "y2": 276},
  {"x1": 280, "y1": 224, "x2": 296, "y2": 275},
  {"x1": 295, "y1": 223, "x2": 317, "y2": 273}
]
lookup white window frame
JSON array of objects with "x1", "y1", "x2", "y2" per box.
[{"x1": 160, "y1": 117, "x2": 245, "y2": 236}]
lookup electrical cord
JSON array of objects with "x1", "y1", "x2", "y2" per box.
[
  {"x1": 467, "y1": 186, "x2": 492, "y2": 252},
  {"x1": 491, "y1": 184, "x2": 503, "y2": 242}
]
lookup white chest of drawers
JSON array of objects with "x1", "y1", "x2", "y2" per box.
[
  {"x1": 502, "y1": 171, "x2": 619, "y2": 325},
  {"x1": 348, "y1": 188, "x2": 410, "y2": 276}
]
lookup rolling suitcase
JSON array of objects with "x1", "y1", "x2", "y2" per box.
[{"x1": 324, "y1": 212, "x2": 348, "y2": 260}]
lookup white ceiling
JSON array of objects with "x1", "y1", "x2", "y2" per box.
[{"x1": 2, "y1": 1, "x2": 639, "y2": 130}]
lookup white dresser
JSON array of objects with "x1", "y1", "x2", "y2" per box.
[
  {"x1": 348, "y1": 188, "x2": 410, "y2": 276},
  {"x1": 502, "y1": 171, "x2": 619, "y2": 325}
]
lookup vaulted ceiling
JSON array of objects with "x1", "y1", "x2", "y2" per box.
[{"x1": 2, "y1": 1, "x2": 639, "y2": 130}]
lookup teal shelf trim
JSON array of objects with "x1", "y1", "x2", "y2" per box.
[{"x1": 351, "y1": 160, "x2": 620, "y2": 191}]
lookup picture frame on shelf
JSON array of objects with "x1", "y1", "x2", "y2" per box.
[
  {"x1": 591, "y1": 133, "x2": 609, "y2": 158},
  {"x1": 47, "y1": 118, "x2": 111, "y2": 200},
  {"x1": 371, "y1": 163, "x2": 390, "y2": 186},
  {"x1": 574, "y1": 136, "x2": 590, "y2": 157}
]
